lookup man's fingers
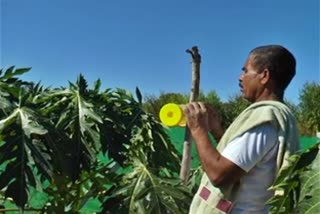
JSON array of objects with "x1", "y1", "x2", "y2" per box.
[
  {"x1": 183, "y1": 102, "x2": 208, "y2": 113},
  {"x1": 182, "y1": 105, "x2": 189, "y2": 115},
  {"x1": 198, "y1": 102, "x2": 207, "y2": 112}
]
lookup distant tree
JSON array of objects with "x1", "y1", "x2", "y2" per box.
[
  {"x1": 199, "y1": 90, "x2": 224, "y2": 111},
  {"x1": 298, "y1": 82, "x2": 320, "y2": 136},
  {"x1": 222, "y1": 94, "x2": 250, "y2": 128},
  {"x1": 143, "y1": 92, "x2": 188, "y2": 120},
  {"x1": 143, "y1": 90, "x2": 224, "y2": 122},
  {"x1": 284, "y1": 99, "x2": 299, "y2": 118}
]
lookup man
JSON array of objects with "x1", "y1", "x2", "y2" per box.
[{"x1": 184, "y1": 45, "x2": 300, "y2": 214}]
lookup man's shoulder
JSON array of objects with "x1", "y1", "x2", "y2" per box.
[
  {"x1": 249, "y1": 101, "x2": 293, "y2": 115},
  {"x1": 222, "y1": 123, "x2": 279, "y2": 172}
]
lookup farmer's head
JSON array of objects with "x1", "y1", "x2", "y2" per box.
[{"x1": 239, "y1": 45, "x2": 296, "y2": 102}]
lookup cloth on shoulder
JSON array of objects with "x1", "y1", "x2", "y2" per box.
[{"x1": 189, "y1": 100, "x2": 300, "y2": 214}]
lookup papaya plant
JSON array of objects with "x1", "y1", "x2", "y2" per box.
[
  {"x1": 267, "y1": 143, "x2": 320, "y2": 213},
  {"x1": 0, "y1": 67, "x2": 191, "y2": 213}
]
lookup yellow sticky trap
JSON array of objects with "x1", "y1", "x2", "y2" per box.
[{"x1": 159, "y1": 103, "x2": 186, "y2": 127}]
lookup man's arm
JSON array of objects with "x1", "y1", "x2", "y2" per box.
[
  {"x1": 206, "y1": 104, "x2": 224, "y2": 143},
  {"x1": 192, "y1": 129, "x2": 246, "y2": 187},
  {"x1": 210, "y1": 127, "x2": 224, "y2": 143}
]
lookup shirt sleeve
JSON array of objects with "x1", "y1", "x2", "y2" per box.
[{"x1": 221, "y1": 123, "x2": 278, "y2": 172}]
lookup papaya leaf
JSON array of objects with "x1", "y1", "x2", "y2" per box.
[
  {"x1": 294, "y1": 144, "x2": 320, "y2": 213},
  {"x1": 268, "y1": 144, "x2": 320, "y2": 214},
  {"x1": 0, "y1": 67, "x2": 31, "y2": 80},
  {"x1": 36, "y1": 77, "x2": 104, "y2": 179},
  {"x1": 104, "y1": 158, "x2": 191, "y2": 214},
  {"x1": 136, "y1": 87, "x2": 143, "y2": 104},
  {"x1": 93, "y1": 79, "x2": 101, "y2": 93},
  {"x1": 76, "y1": 73, "x2": 88, "y2": 94}
]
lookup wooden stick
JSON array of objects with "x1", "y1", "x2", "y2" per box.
[{"x1": 180, "y1": 46, "x2": 201, "y2": 184}]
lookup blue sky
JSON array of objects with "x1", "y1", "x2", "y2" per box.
[{"x1": 1, "y1": 0, "x2": 319, "y2": 104}]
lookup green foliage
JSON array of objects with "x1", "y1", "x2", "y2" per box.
[
  {"x1": 267, "y1": 144, "x2": 320, "y2": 213},
  {"x1": 284, "y1": 99, "x2": 299, "y2": 119},
  {"x1": 143, "y1": 90, "x2": 226, "y2": 125},
  {"x1": 102, "y1": 158, "x2": 191, "y2": 214},
  {"x1": 0, "y1": 67, "x2": 187, "y2": 212},
  {"x1": 296, "y1": 147, "x2": 320, "y2": 213},
  {"x1": 0, "y1": 67, "x2": 52, "y2": 209},
  {"x1": 143, "y1": 91, "x2": 250, "y2": 129},
  {"x1": 220, "y1": 94, "x2": 250, "y2": 128},
  {"x1": 199, "y1": 90, "x2": 224, "y2": 113},
  {"x1": 298, "y1": 82, "x2": 320, "y2": 135},
  {"x1": 143, "y1": 92, "x2": 189, "y2": 120}
]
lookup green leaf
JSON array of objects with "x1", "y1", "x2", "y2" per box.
[
  {"x1": 93, "y1": 79, "x2": 101, "y2": 93},
  {"x1": 136, "y1": 87, "x2": 143, "y2": 104},
  {"x1": 29, "y1": 187, "x2": 49, "y2": 209},
  {"x1": 0, "y1": 106, "x2": 53, "y2": 208},
  {"x1": 76, "y1": 74, "x2": 88, "y2": 94},
  {"x1": 38, "y1": 81, "x2": 104, "y2": 177},
  {"x1": 19, "y1": 108, "x2": 48, "y2": 137},
  {"x1": 79, "y1": 197, "x2": 102, "y2": 213},
  {"x1": 0, "y1": 67, "x2": 31, "y2": 80},
  {"x1": 294, "y1": 144, "x2": 320, "y2": 213},
  {"x1": 78, "y1": 97, "x2": 103, "y2": 124},
  {"x1": 268, "y1": 144, "x2": 320, "y2": 213},
  {"x1": 104, "y1": 158, "x2": 191, "y2": 213},
  {"x1": 0, "y1": 109, "x2": 19, "y2": 130}
]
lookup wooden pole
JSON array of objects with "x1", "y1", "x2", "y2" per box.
[{"x1": 180, "y1": 46, "x2": 201, "y2": 184}]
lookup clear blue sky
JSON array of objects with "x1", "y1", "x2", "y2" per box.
[{"x1": 1, "y1": 0, "x2": 319, "y2": 104}]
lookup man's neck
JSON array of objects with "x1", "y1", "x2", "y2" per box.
[{"x1": 255, "y1": 89, "x2": 283, "y2": 103}]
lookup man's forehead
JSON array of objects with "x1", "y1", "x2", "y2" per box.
[{"x1": 243, "y1": 57, "x2": 255, "y2": 69}]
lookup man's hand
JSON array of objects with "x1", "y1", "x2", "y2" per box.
[
  {"x1": 182, "y1": 102, "x2": 209, "y2": 138},
  {"x1": 182, "y1": 102, "x2": 224, "y2": 142},
  {"x1": 182, "y1": 102, "x2": 244, "y2": 187}
]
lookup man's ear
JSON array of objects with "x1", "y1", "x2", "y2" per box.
[{"x1": 260, "y1": 69, "x2": 270, "y2": 85}]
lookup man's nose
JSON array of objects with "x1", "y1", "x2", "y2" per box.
[{"x1": 239, "y1": 73, "x2": 244, "y2": 81}]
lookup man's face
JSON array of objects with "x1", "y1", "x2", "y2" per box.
[{"x1": 239, "y1": 56, "x2": 264, "y2": 102}]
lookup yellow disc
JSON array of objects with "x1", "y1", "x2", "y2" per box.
[
  {"x1": 159, "y1": 103, "x2": 184, "y2": 126},
  {"x1": 178, "y1": 114, "x2": 186, "y2": 126}
]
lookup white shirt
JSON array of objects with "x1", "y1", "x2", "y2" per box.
[{"x1": 221, "y1": 123, "x2": 279, "y2": 214}]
